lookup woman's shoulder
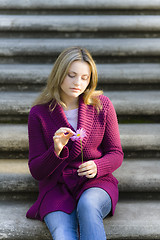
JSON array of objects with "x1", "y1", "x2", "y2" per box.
[
  {"x1": 29, "y1": 103, "x2": 49, "y2": 116},
  {"x1": 99, "y1": 94, "x2": 112, "y2": 108}
]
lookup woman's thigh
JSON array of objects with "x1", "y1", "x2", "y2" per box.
[
  {"x1": 77, "y1": 187, "x2": 112, "y2": 240},
  {"x1": 77, "y1": 187, "x2": 112, "y2": 219},
  {"x1": 44, "y1": 210, "x2": 78, "y2": 240}
]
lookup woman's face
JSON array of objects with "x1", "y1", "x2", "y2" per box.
[{"x1": 60, "y1": 60, "x2": 91, "y2": 102}]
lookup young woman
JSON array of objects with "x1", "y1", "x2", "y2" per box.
[{"x1": 26, "y1": 46, "x2": 123, "y2": 240}]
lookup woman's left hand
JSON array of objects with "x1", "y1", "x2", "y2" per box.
[{"x1": 77, "y1": 160, "x2": 97, "y2": 178}]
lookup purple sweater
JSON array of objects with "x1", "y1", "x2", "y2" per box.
[{"x1": 26, "y1": 95, "x2": 123, "y2": 221}]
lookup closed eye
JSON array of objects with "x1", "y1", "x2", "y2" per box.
[
  {"x1": 68, "y1": 73, "x2": 76, "y2": 78},
  {"x1": 82, "y1": 75, "x2": 89, "y2": 80},
  {"x1": 68, "y1": 72, "x2": 90, "y2": 80}
]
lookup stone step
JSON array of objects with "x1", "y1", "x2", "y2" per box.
[
  {"x1": 0, "y1": 159, "x2": 159, "y2": 195},
  {"x1": 114, "y1": 159, "x2": 160, "y2": 193},
  {"x1": 0, "y1": 64, "x2": 160, "y2": 91},
  {"x1": 0, "y1": 159, "x2": 33, "y2": 194},
  {"x1": 0, "y1": 124, "x2": 160, "y2": 157},
  {"x1": 2, "y1": 15, "x2": 160, "y2": 32},
  {"x1": 106, "y1": 91, "x2": 160, "y2": 117},
  {"x1": 0, "y1": 91, "x2": 159, "y2": 121},
  {"x1": 0, "y1": 0, "x2": 160, "y2": 10},
  {"x1": 1, "y1": 38, "x2": 160, "y2": 59},
  {"x1": 0, "y1": 199, "x2": 159, "y2": 239}
]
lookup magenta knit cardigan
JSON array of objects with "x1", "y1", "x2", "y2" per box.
[{"x1": 26, "y1": 95, "x2": 123, "y2": 221}]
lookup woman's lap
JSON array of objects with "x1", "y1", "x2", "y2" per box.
[{"x1": 44, "y1": 187, "x2": 112, "y2": 240}]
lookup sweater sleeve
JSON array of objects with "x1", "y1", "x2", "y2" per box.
[
  {"x1": 28, "y1": 108, "x2": 69, "y2": 181},
  {"x1": 93, "y1": 98, "x2": 124, "y2": 178}
]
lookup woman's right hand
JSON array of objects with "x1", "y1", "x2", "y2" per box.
[{"x1": 53, "y1": 127, "x2": 75, "y2": 156}]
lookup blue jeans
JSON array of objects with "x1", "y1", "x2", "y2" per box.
[{"x1": 44, "y1": 187, "x2": 112, "y2": 240}]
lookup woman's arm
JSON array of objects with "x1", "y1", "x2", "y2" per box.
[
  {"x1": 77, "y1": 97, "x2": 123, "y2": 179},
  {"x1": 93, "y1": 99, "x2": 124, "y2": 178},
  {"x1": 28, "y1": 109, "x2": 69, "y2": 181}
]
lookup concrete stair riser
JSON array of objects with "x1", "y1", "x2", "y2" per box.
[
  {"x1": 1, "y1": 64, "x2": 160, "y2": 91},
  {"x1": 0, "y1": 124, "x2": 160, "y2": 156},
  {"x1": 2, "y1": 15, "x2": 160, "y2": 32},
  {"x1": 1, "y1": 92, "x2": 160, "y2": 124},
  {"x1": 0, "y1": 159, "x2": 159, "y2": 195},
  {"x1": 1, "y1": 39, "x2": 160, "y2": 57},
  {"x1": 2, "y1": 38, "x2": 160, "y2": 64},
  {"x1": 0, "y1": 91, "x2": 160, "y2": 118},
  {"x1": 0, "y1": 200, "x2": 160, "y2": 240},
  {"x1": 1, "y1": 0, "x2": 160, "y2": 10}
]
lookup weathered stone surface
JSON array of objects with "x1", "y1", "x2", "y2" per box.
[
  {"x1": 0, "y1": 123, "x2": 160, "y2": 152},
  {"x1": 0, "y1": 200, "x2": 160, "y2": 239},
  {"x1": 0, "y1": 124, "x2": 28, "y2": 151},
  {"x1": 0, "y1": 173, "x2": 37, "y2": 193},
  {"x1": 114, "y1": 159, "x2": 160, "y2": 192},
  {"x1": 106, "y1": 91, "x2": 160, "y2": 115},
  {"x1": 0, "y1": 159, "x2": 37, "y2": 193},
  {"x1": 119, "y1": 124, "x2": 160, "y2": 151},
  {"x1": 0, "y1": 0, "x2": 160, "y2": 10},
  {"x1": 0, "y1": 158, "x2": 159, "y2": 194},
  {"x1": 0, "y1": 159, "x2": 29, "y2": 174},
  {"x1": 105, "y1": 200, "x2": 160, "y2": 239},
  {"x1": 0, "y1": 92, "x2": 37, "y2": 115},
  {"x1": 1, "y1": 64, "x2": 160, "y2": 86},
  {"x1": 1, "y1": 38, "x2": 160, "y2": 57},
  {"x1": 0, "y1": 64, "x2": 49, "y2": 85},
  {"x1": 0, "y1": 200, "x2": 49, "y2": 240},
  {"x1": 0, "y1": 91, "x2": 160, "y2": 116},
  {"x1": 98, "y1": 63, "x2": 160, "y2": 84},
  {"x1": 2, "y1": 15, "x2": 160, "y2": 32}
]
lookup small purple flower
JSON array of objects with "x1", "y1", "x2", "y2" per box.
[
  {"x1": 70, "y1": 128, "x2": 86, "y2": 141},
  {"x1": 70, "y1": 128, "x2": 86, "y2": 164}
]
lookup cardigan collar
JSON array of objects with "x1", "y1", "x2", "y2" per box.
[{"x1": 49, "y1": 95, "x2": 94, "y2": 160}]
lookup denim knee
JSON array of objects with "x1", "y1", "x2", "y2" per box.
[
  {"x1": 44, "y1": 210, "x2": 78, "y2": 240},
  {"x1": 77, "y1": 187, "x2": 112, "y2": 220},
  {"x1": 76, "y1": 188, "x2": 111, "y2": 240},
  {"x1": 77, "y1": 193, "x2": 99, "y2": 217}
]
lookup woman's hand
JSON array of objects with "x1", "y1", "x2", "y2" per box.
[
  {"x1": 53, "y1": 127, "x2": 75, "y2": 156},
  {"x1": 77, "y1": 160, "x2": 97, "y2": 178}
]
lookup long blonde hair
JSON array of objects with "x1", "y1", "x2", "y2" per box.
[{"x1": 33, "y1": 46, "x2": 103, "y2": 111}]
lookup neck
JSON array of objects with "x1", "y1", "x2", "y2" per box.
[{"x1": 61, "y1": 97, "x2": 79, "y2": 110}]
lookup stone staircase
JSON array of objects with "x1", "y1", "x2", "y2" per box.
[{"x1": 0, "y1": 0, "x2": 160, "y2": 239}]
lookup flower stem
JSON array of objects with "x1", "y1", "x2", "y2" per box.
[{"x1": 80, "y1": 139, "x2": 83, "y2": 164}]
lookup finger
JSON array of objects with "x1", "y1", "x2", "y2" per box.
[
  {"x1": 53, "y1": 135, "x2": 61, "y2": 139},
  {"x1": 78, "y1": 167, "x2": 95, "y2": 175},
  {"x1": 78, "y1": 169, "x2": 96, "y2": 177},
  {"x1": 79, "y1": 161, "x2": 94, "y2": 169},
  {"x1": 79, "y1": 169, "x2": 95, "y2": 175},
  {"x1": 66, "y1": 131, "x2": 75, "y2": 138},
  {"x1": 86, "y1": 172, "x2": 97, "y2": 178},
  {"x1": 78, "y1": 165, "x2": 91, "y2": 173},
  {"x1": 78, "y1": 170, "x2": 88, "y2": 176},
  {"x1": 78, "y1": 163, "x2": 95, "y2": 173},
  {"x1": 54, "y1": 130, "x2": 66, "y2": 137},
  {"x1": 55, "y1": 129, "x2": 75, "y2": 138},
  {"x1": 58, "y1": 128, "x2": 75, "y2": 135},
  {"x1": 78, "y1": 164, "x2": 90, "y2": 171}
]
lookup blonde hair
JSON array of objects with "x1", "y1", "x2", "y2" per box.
[{"x1": 33, "y1": 46, "x2": 103, "y2": 111}]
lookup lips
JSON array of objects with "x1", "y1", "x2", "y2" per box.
[{"x1": 71, "y1": 88, "x2": 81, "y2": 91}]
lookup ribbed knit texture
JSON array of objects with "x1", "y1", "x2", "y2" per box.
[{"x1": 26, "y1": 95, "x2": 123, "y2": 221}]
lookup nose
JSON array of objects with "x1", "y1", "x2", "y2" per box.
[{"x1": 73, "y1": 76, "x2": 81, "y2": 86}]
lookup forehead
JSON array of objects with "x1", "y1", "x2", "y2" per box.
[{"x1": 68, "y1": 61, "x2": 91, "y2": 75}]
